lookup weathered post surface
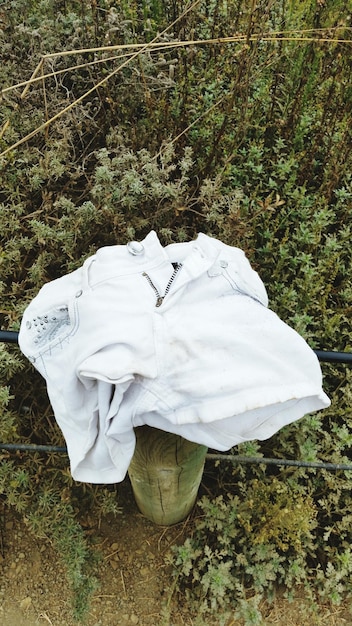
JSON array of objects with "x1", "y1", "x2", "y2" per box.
[{"x1": 128, "y1": 426, "x2": 208, "y2": 525}]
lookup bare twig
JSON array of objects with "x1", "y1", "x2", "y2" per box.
[
  {"x1": 120, "y1": 570, "x2": 127, "y2": 597},
  {"x1": 2, "y1": 26, "x2": 351, "y2": 98},
  {"x1": 0, "y1": 0, "x2": 202, "y2": 157},
  {"x1": 41, "y1": 60, "x2": 49, "y2": 138},
  {"x1": 2, "y1": 28, "x2": 351, "y2": 97},
  {"x1": 0, "y1": 20, "x2": 350, "y2": 157},
  {"x1": 152, "y1": 95, "x2": 227, "y2": 162},
  {"x1": 0, "y1": 58, "x2": 44, "y2": 140}
]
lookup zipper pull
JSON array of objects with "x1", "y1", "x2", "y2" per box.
[{"x1": 155, "y1": 296, "x2": 164, "y2": 307}]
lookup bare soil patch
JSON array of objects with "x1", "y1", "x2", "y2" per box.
[{"x1": 0, "y1": 478, "x2": 351, "y2": 626}]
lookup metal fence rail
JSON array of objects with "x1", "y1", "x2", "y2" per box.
[
  {"x1": 2, "y1": 330, "x2": 352, "y2": 363},
  {"x1": 0, "y1": 330, "x2": 19, "y2": 344},
  {"x1": 1, "y1": 328, "x2": 352, "y2": 471}
]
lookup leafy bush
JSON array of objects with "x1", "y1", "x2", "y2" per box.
[
  {"x1": 169, "y1": 464, "x2": 352, "y2": 624},
  {"x1": 170, "y1": 482, "x2": 314, "y2": 622}
]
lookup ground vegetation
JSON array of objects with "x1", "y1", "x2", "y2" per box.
[{"x1": 1, "y1": 1, "x2": 352, "y2": 624}]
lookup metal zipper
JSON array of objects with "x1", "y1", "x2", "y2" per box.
[{"x1": 142, "y1": 263, "x2": 182, "y2": 307}]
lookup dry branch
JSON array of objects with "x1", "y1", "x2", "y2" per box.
[{"x1": 0, "y1": 22, "x2": 351, "y2": 158}]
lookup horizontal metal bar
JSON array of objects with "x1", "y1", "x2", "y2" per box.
[
  {"x1": 1, "y1": 444, "x2": 352, "y2": 471},
  {"x1": 206, "y1": 454, "x2": 352, "y2": 471},
  {"x1": 0, "y1": 330, "x2": 19, "y2": 343},
  {"x1": 1, "y1": 329, "x2": 352, "y2": 364},
  {"x1": 314, "y1": 349, "x2": 352, "y2": 364},
  {"x1": 0, "y1": 443, "x2": 67, "y2": 453},
  {"x1": 1, "y1": 327, "x2": 352, "y2": 469}
]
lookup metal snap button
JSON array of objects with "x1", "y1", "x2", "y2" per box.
[
  {"x1": 193, "y1": 246, "x2": 205, "y2": 258},
  {"x1": 127, "y1": 241, "x2": 145, "y2": 256},
  {"x1": 208, "y1": 264, "x2": 222, "y2": 277}
]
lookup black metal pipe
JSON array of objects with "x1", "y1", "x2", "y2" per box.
[
  {"x1": 0, "y1": 443, "x2": 67, "y2": 453},
  {"x1": 1, "y1": 329, "x2": 352, "y2": 364},
  {"x1": 1, "y1": 327, "x2": 352, "y2": 464},
  {"x1": 0, "y1": 330, "x2": 19, "y2": 343},
  {"x1": 1, "y1": 444, "x2": 352, "y2": 471},
  {"x1": 206, "y1": 454, "x2": 352, "y2": 472},
  {"x1": 314, "y1": 349, "x2": 352, "y2": 364}
]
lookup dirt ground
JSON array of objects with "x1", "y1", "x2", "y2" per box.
[{"x1": 0, "y1": 477, "x2": 351, "y2": 626}]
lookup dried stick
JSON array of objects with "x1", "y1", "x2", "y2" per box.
[
  {"x1": 0, "y1": 58, "x2": 44, "y2": 140},
  {"x1": 0, "y1": 21, "x2": 350, "y2": 156},
  {"x1": 2, "y1": 28, "x2": 350, "y2": 97},
  {"x1": 0, "y1": 0, "x2": 202, "y2": 157}
]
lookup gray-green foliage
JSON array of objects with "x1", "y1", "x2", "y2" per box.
[
  {"x1": 169, "y1": 478, "x2": 318, "y2": 624},
  {"x1": 1, "y1": 0, "x2": 352, "y2": 622}
]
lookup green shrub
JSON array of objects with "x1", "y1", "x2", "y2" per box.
[{"x1": 169, "y1": 478, "x2": 317, "y2": 623}]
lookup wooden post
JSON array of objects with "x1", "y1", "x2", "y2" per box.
[{"x1": 128, "y1": 426, "x2": 208, "y2": 526}]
